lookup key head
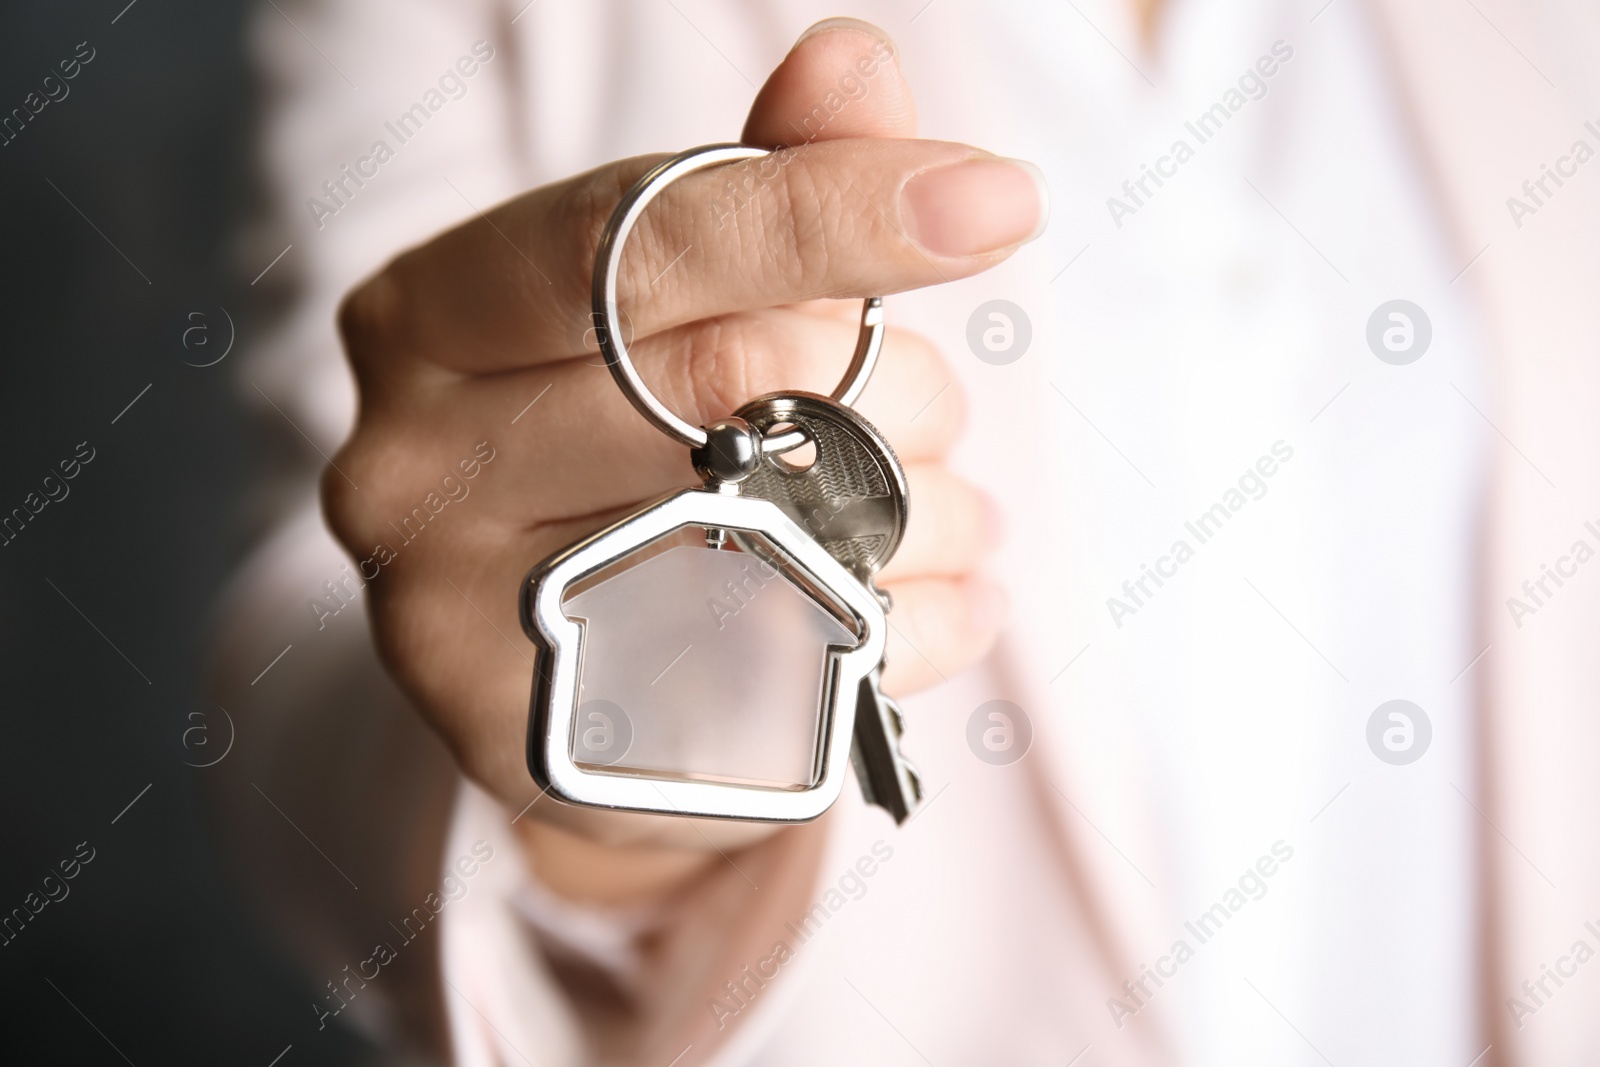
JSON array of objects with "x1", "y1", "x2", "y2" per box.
[{"x1": 732, "y1": 392, "x2": 908, "y2": 582}]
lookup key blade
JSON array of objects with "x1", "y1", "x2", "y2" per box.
[{"x1": 851, "y1": 672, "x2": 923, "y2": 824}]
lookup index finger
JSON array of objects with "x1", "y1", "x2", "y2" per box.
[{"x1": 339, "y1": 139, "x2": 1047, "y2": 378}]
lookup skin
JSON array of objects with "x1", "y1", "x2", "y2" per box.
[{"x1": 325, "y1": 19, "x2": 1041, "y2": 904}]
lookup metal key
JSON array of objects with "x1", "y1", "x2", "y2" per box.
[{"x1": 732, "y1": 392, "x2": 925, "y2": 823}]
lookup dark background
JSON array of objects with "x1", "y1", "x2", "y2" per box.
[{"x1": 0, "y1": 1, "x2": 365, "y2": 1061}]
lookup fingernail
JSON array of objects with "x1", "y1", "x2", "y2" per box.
[
  {"x1": 966, "y1": 579, "x2": 1010, "y2": 635},
  {"x1": 793, "y1": 17, "x2": 897, "y2": 59},
  {"x1": 901, "y1": 158, "x2": 1049, "y2": 257}
]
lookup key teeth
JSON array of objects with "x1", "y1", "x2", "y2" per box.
[
  {"x1": 853, "y1": 669, "x2": 923, "y2": 823},
  {"x1": 881, "y1": 697, "x2": 918, "y2": 800},
  {"x1": 886, "y1": 719, "x2": 922, "y2": 813},
  {"x1": 884, "y1": 696, "x2": 906, "y2": 737},
  {"x1": 902, "y1": 760, "x2": 923, "y2": 803}
]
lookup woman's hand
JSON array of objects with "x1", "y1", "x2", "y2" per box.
[{"x1": 323, "y1": 19, "x2": 1043, "y2": 894}]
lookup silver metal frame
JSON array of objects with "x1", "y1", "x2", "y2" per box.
[
  {"x1": 521, "y1": 488, "x2": 886, "y2": 822},
  {"x1": 592, "y1": 143, "x2": 885, "y2": 451}
]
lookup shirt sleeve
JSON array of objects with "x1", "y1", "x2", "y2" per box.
[
  {"x1": 242, "y1": 0, "x2": 524, "y2": 480},
  {"x1": 439, "y1": 779, "x2": 845, "y2": 1066}
]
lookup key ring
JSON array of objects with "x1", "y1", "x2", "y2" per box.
[{"x1": 592, "y1": 143, "x2": 885, "y2": 453}]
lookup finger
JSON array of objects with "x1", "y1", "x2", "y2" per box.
[
  {"x1": 619, "y1": 315, "x2": 964, "y2": 460},
  {"x1": 331, "y1": 316, "x2": 964, "y2": 543},
  {"x1": 339, "y1": 138, "x2": 1047, "y2": 379},
  {"x1": 501, "y1": 315, "x2": 962, "y2": 519},
  {"x1": 877, "y1": 467, "x2": 995, "y2": 583},
  {"x1": 742, "y1": 19, "x2": 916, "y2": 147},
  {"x1": 786, "y1": 298, "x2": 869, "y2": 324},
  {"x1": 879, "y1": 576, "x2": 1008, "y2": 696}
]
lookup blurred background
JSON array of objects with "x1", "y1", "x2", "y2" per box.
[{"x1": 0, "y1": 1, "x2": 366, "y2": 1061}]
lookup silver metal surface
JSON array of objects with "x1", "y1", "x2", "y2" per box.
[
  {"x1": 732, "y1": 392, "x2": 908, "y2": 581},
  {"x1": 729, "y1": 391, "x2": 923, "y2": 823},
  {"x1": 592, "y1": 143, "x2": 885, "y2": 450},
  {"x1": 851, "y1": 666, "x2": 923, "y2": 824},
  {"x1": 690, "y1": 417, "x2": 762, "y2": 486},
  {"x1": 520, "y1": 488, "x2": 886, "y2": 822}
]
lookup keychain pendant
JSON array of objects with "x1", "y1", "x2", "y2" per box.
[{"x1": 521, "y1": 486, "x2": 886, "y2": 822}]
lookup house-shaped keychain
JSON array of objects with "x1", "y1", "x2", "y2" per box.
[{"x1": 521, "y1": 487, "x2": 886, "y2": 822}]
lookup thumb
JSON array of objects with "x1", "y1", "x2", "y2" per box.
[{"x1": 742, "y1": 18, "x2": 917, "y2": 147}]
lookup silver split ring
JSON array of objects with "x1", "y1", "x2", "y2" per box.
[{"x1": 591, "y1": 143, "x2": 885, "y2": 452}]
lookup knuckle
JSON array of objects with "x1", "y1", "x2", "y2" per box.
[
  {"x1": 885, "y1": 467, "x2": 987, "y2": 581},
  {"x1": 921, "y1": 578, "x2": 969, "y2": 638},
  {"x1": 595, "y1": 154, "x2": 699, "y2": 328},
  {"x1": 935, "y1": 471, "x2": 989, "y2": 548},
  {"x1": 901, "y1": 325, "x2": 948, "y2": 376},
  {"x1": 695, "y1": 154, "x2": 840, "y2": 301},
  {"x1": 770, "y1": 157, "x2": 840, "y2": 296},
  {"x1": 319, "y1": 446, "x2": 364, "y2": 552},
  {"x1": 910, "y1": 344, "x2": 967, "y2": 438},
  {"x1": 860, "y1": 327, "x2": 966, "y2": 453},
  {"x1": 557, "y1": 174, "x2": 629, "y2": 339},
  {"x1": 676, "y1": 316, "x2": 752, "y2": 419},
  {"x1": 887, "y1": 580, "x2": 967, "y2": 665},
  {"x1": 318, "y1": 427, "x2": 406, "y2": 552},
  {"x1": 661, "y1": 313, "x2": 843, "y2": 418},
  {"x1": 337, "y1": 265, "x2": 410, "y2": 370},
  {"x1": 939, "y1": 375, "x2": 969, "y2": 437}
]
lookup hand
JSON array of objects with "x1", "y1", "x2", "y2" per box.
[{"x1": 324, "y1": 18, "x2": 1043, "y2": 896}]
